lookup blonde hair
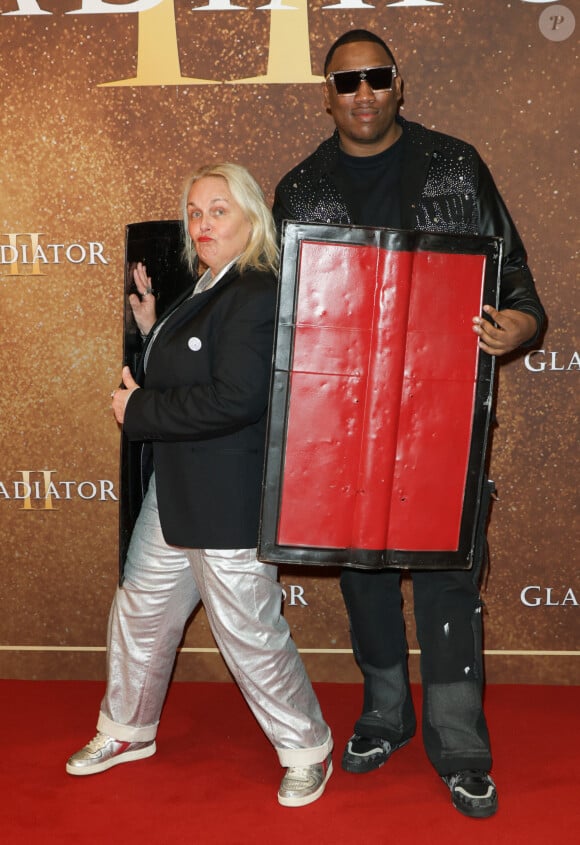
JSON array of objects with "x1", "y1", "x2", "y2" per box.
[{"x1": 181, "y1": 162, "x2": 279, "y2": 276}]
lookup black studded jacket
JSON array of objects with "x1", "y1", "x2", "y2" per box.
[{"x1": 273, "y1": 116, "x2": 546, "y2": 340}]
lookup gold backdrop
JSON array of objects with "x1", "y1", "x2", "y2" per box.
[{"x1": 0, "y1": 0, "x2": 578, "y2": 685}]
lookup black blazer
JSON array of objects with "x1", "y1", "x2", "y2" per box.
[{"x1": 123, "y1": 265, "x2": 277, "y2": 550}]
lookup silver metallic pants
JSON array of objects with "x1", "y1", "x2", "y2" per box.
[{"x1": 97, "y1": 476, "x2": 331, "y2": 767}]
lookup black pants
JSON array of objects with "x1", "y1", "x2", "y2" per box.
[{"x1": 341, "y1": 563, "x2": 491, "y2": 776}]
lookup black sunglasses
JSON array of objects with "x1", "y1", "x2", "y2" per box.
[{"x1": 327, "y1": 65, "x2": 397, "y2": 96}]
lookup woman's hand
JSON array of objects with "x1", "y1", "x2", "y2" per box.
[
  {"x1": 129, "y1": 262, "x2": 157, "y2": 337},
  {"x1": 111, "y1": 366, "x2": 140, "y2": 425}
]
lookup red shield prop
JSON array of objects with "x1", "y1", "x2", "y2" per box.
[{"x1": 258, "y1": 223, "x2": 502, "y2": 570}]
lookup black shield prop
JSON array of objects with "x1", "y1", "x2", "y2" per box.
[{"x1": 119, "y1": 220, "x2": 191, "y2": 582}]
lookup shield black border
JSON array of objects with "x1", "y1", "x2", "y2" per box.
[{"x1": 258, "y1": 222, "x2": 502, "y2": 570}]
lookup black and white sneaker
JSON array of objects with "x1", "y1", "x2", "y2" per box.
[
  {"x1": 442, "y1": 769, "x2": 498, "y2": 818},
  {"x1": 341, "y1": 734, "x2": 408, "y2": 774}
]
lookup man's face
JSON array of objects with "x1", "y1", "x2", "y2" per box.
[{"x1": 323, "y1": 41, "x2": 403, "y2": 156}]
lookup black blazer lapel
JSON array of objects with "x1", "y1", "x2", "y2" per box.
[
  {"x1": 399, "y1": 120, "x2": 434, "y2": 230},
  {"x1": 137, "y1": 267, "x2": 241, "y2": 380}
]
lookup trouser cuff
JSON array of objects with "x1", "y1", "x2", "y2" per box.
[
  {"x1": 97, "y1": 711, "x2": 158, "y2": 743},
  {"x1": 276, "y1": 730, "x2": 333, "y2": 767}
]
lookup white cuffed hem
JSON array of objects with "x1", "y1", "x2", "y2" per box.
[
  {"x1": 275, "y1": 730, "x2": 333, "y2": 767},
  {"x1": 97, "y1": 711, "x2": 158, "y2": 743}
]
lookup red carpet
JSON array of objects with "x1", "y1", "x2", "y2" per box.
[{"x1": 1, "y1": 681, "x2": 578, "y2": 844}]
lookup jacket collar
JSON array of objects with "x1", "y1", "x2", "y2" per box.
[{"x1": 311, "y1": 116, "x2": 437, "y2": 228}]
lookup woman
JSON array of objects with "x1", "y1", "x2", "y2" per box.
[{"x1": 66, "y1": 163, "x2": 333, "y2": 807}]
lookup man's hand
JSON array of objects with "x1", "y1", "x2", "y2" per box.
[{"x1": 472, "y1": 305, "x2": 537, "y2": 356}]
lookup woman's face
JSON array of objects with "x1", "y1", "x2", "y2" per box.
[{"x1": 186, "y1": 176, "x2": 252, "y2": 276}]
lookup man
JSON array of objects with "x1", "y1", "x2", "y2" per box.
[{"x1": 273, "y1": 29, "x2": 545, "y2": 819}]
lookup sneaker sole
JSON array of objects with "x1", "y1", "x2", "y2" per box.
[
  {"x1": 342, "y1": 738, "x2": 410, "y2": 774},
  {"x1": 451, "y1": 796, "x2": 498, "y2": 819},
  {"x1": 443, "y1": 775, "x2": 498, "y2": 819},
  {"x1": 66, "y1": 741, "x2": 157, "y2": 776},
  {"x1": 277, "y1": 760, "x2": 333, "y2": 808}
]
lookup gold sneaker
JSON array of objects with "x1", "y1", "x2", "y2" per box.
[
  {"x1": 278, "y1": 752, "x2": 333, "y2": 807},
  {"x1": 66, "y1": 732, "x2": 156, "y2": 776}
]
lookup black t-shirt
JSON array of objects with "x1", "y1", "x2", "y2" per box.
[{"x1": 330, "y1": 134, "x2": 404, "y2": 229}]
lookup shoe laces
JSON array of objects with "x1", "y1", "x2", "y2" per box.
[
  {"x1": 448, "y1": 770, "x2": 494, "y2": 793},
  {"x1": 350, "y1": 735, "x2": 391, "y2": 754},
  {"x1": 84, "y1": 732, "x2": 112, "y2": 753},
  {"x1": 284, "y1": 764, "x2": 320, "y2": 786}
]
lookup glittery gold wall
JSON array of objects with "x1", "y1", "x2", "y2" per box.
[{"x1": 0, "y1": 1, "x2": 578, "y2": 684}]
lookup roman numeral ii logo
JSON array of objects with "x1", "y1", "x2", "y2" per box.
[{"x1": 101, "y1": 0, "x2": 321, "y2": 88}]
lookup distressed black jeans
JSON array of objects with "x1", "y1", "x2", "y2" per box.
[{"x1": 340, "y1": 563, "x2": 491, "y2": 775}]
